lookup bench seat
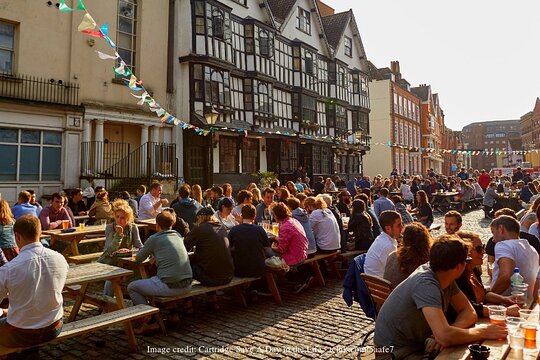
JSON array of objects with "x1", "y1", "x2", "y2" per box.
[
  {"x1": 428, "y1": 223, "x2": 442, "y2": 232},
  {"x1": 67, "y1": 252, "x2": 102, "y2": 264},
  {"x1": 79, "y1": 237, "x2": 106, "y2": 245},
  {"x1": 152, "y1": 276, "x2": 260, "y2": 308},
  {"x1": 0, "y1": 304, "x2": 161, "y2": 356}
]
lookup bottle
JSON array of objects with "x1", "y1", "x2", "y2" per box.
[{"x1": 510, "y1": 267, "x2": 524, "y2": 291}]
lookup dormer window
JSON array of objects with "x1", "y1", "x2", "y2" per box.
[
  {"x1": 259, "y1": 30, "x2": 274, "y2": 58},
  {"x1": 296, "y1": 7, "x2": 311, "y2": 34},
  {"x1": 344, "y1": 36, "x2": 352, "y2": 57}
]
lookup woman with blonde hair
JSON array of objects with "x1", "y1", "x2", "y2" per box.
[
  {"x1": 0, "y1": 200, "x2": 16, "y2": 261},
  {"x1": 191, "y1": 184, "x2": 203, "y2": 205},
  {"x1": 98, "y1": 199, "x2": 142, "y2": 296},
  {"x1": 88, "y1": 190, "x2": 113, "y2": 224},
  {"x1": 383, "y1": 223, "x2": 432, "y2": 288}
]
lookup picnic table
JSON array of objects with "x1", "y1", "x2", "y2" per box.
[
  {"x1": 64, "y1": 263, "x2": 139, "y2": 351},
  {"x1": 135, "y1": 218, "x2": 156, "y2": 239},
  {"x1": 43, "y1": 224, "x2": 107, "y2": 256},
  {"x1": 431, "y1": 191, "x2": 459, "y2": 213},
  {"x1": 496, "y1": 196, "x2": 523, "y2": 212}
]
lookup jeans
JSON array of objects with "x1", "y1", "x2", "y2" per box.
[
  {"x1": 103, "y1": 280, "x2": 113, "y2": 297},
  {"x1": 127, "y1": 276, "x2": 192, "y2": 305},
  {"x1": 0, "y1": 317, "x2": 62, "y2": 348}
]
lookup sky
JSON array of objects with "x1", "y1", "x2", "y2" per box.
[{"x1": 328, "y1": 0, "x2": 540, "y2": 131}]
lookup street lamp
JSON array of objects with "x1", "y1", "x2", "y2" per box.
[{"x1": 204, "y1": 107, "x2": 220, "y2": 125}]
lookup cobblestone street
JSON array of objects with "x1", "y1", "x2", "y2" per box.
[{"x1": 36, "y1": 209, "x2": 492, "y2": 360}]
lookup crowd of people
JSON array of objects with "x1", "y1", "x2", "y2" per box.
[{"x1": 1, "y1": 164, "x2": 540, "y2": 352}]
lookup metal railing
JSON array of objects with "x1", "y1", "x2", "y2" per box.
[
  {"x1": 81, "y1": 141, "x2": 177, "y2": 187},
  {"x1": 0, "y1": 72, "x2": 79, "y2": 106},
  {"x1": 81, "y1": 141, "x2": 131, "y2": 177}
]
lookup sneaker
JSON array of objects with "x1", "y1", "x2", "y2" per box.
[
  {"x1": 255, "y1": 290, "x2": 273, "y2": 297},
  {"x1": 293, "y1": 282, "x2": 307, "y2": 294}
]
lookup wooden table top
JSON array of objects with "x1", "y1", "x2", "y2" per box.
[
  {"x1": 432, "y1": 192, "x2": 459, "y2": 197},
  {"x1": 66, "y1": 263, "x2": 133, "y2": 286},
  {"x1": 42, "y1": 224, "x2": 106, "y2": 238},
  {"x1": 135, "y1": 218, "x2": 156, "y2": 225}
]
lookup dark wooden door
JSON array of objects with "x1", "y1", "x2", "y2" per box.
[{"x1": 184, "y1": 132, "x2": 211, "y2": 188}]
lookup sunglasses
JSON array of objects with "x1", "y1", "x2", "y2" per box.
[
  {"x1": 475, "y1": 244, "x2": 485, "y2": 254},
  {"x1": 465, "y1": 256, "x2": 472, "y2": 264}
]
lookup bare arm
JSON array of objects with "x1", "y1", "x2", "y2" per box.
[
  {"x1": 490, "y1": 257, "x2": 515, "y2": 295},
  {"x1": 422, "y1": 307, "x2": 507, "y2": 347},
  {"x1": 449, "y1": 290, "x2": 477, "y2": 329}
]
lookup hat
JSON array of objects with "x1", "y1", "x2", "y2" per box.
[{"x1": 196, "y1": 207, "x2": 214, "y2": 216}]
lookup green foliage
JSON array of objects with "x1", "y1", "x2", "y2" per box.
[{"x1": 252, "y1": 171, "x2": 278, "y2": 188}]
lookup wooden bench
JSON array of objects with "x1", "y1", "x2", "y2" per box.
[
  {"x1": 78, "y1": 237, "x2": 106, "y2": 245},
  {"x1": 67, "y1": 252, "x2": 102, "y2": 264},
  {"x1": 265, "y1": 251, "x2": 340, "y2": 306},
  {"x1": 151, "y1": 276, "x2": 260, "y2": 309},
  {"x1": 0, "y1": 304, "x2": 162, "y2": 356},
  {"x1": 429, "y1": 223, "x2": 442, "y2": 232}
]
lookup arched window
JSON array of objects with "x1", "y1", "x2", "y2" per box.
[{"x1": 257, "y1": 82, "x2": 272, "y2": 113}]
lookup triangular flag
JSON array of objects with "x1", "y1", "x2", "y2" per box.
[
  {"x1": 131, "y1": 91, "x2": 149, "y2": 105},
  {"x1": 77, "y1": 13, "x2": 97, "y2": 32},
  {"x1": 96, "y1": 51, "x2": 118, "y2": 60},
  {"x1": 81, "y1": 29, "x2": 104, "y2": 38},
  {"x1": 59, "y1": 0, "x2": 86, "y2": 12}
]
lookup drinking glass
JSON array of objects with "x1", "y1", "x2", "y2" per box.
[
  {"x1": 487, "y1": 305, "x2": 506, "y2": 324},
  {"x1": 79, "y1": 223, "x2": 85, "y2": 231},
  {"x1": 519, "y1": 309, "x2": 539, "y2": 322},
  {"x1": 509, "y1": 326, "x2": 525, "y2": 350},
  {"x1": 272, "y1": 223, "x2": 279, "y2": 236},
  {"x1": 521, "y1": 323, "x2": 537, "y2": 351},
  {"x1": 62, "y1": 220, "x2": 70, "y2": 229},
  {"x1": 131, "y1": 246, "x2": 138, "y2": 260}
]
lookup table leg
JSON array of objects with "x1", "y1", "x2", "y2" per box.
[
  {"x1": 68, "y1": 283, "x2": 88, "y2": 322},
  {"x1": 112, "y1": 279, "x2": 138, "y2": 353}
]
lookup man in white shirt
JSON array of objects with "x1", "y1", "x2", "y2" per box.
[
  {"x1": 138, "y1": 183, "x2": 169, "y2": 220},
  {"x1": 0, "y1": 214, "x2": 68, "y2": 348},
  {"x1": 490, "y1": 215, "x2": 539, "y2": 302},
  {"x1": 364, "y1": 210, "x2": 403, "y2": 277}
]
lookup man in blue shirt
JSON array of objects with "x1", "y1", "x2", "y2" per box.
[
  {"x1": 373, "y1": 188, "x2": 396, "y2": 218},
  {"x1": 11, "y1": 191, "x2": 40, "y2": 219}
]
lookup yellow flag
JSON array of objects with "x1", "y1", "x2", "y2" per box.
[{"x1": 77, "y1": 13, "x2": 97, "y2": 32}]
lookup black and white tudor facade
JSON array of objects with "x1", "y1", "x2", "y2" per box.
[{"x1": 172, "y1": 0, "x2": 371, "y2": 188}]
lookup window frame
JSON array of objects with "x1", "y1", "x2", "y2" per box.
[
  {"x1": 116, "y1": 0, "x2": 137, "y2": 75},
  {"x1": 0, "y1": 21, "x2": 15, "y2": 74},
  {"x1": 242, "y1": 138, "x2": 259, "y2": 173},
  {"x1": 296, "y1": 7, "x2": 311, "y2": 35},
  {"x1": 219, "y1": 135, "x2": 239, "y2": 173},
  {"x1": 0, "y1": 128, "x2": 62, "y2": 182},
  {"x1": 344, "y1": 36, "x2": 352, "y2": 57}
]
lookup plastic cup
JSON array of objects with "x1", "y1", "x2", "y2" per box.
[
  {"x1": 79, "y1": 223, "x2": 85, "y2": 231},
  {"x1": 521, "y1": 323, "x2": 537, "y2": 351},
  {"x1": 511, "y1": 291, "x2": 526, "y2": 308},
  {"x1": 487, "y1": 305, "x2": 506, "y2": 324},
  {"x1": 509, "y1": 326, "x2": 525, "y2": 350},
  {"x1": 519, "y1": 309, "x2": 539, "y2": 322},
  {"x1": 62, "y1": 220, "x2": 70, "y2": 229},
  {"x1": 514, "y1": 283, "x2": 529, "y2": 305},
  {"x1": 272, "y1": 223, "x2": 279, "y2": 236}
]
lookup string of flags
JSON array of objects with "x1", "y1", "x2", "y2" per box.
[
  {"x1": 57, "y1": 0, "x2": 344, "y2": 142},
  {"x1": 372, "y1": 141, "x2": 538, "y2": 156}
]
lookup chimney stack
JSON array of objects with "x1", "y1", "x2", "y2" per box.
[
  {"x1": 390, "y1": 61, "x2": 401, "y2": 81},
  {"x1": 316, "y1": 0, "x2": 335, "y2": 16}
]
